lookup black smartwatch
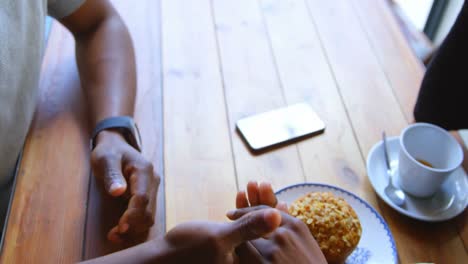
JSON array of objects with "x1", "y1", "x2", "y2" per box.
[{"x1": 90, "y1": 116, "x2": 142, "y2": 152}]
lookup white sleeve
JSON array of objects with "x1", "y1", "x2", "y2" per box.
[{"x1": 48, "y1": 0, "x2": 86, "y2": 19}]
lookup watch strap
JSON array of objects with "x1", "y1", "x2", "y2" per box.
[{"x1": 90, "y1": 116, "x2": 142, "y2": 152}]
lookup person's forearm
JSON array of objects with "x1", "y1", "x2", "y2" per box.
[
  {"x1": 79, "y1": 238, "x2": 169, "y2": 264},
  {"x1": 74, "y1": 11, "x2": 136, "y2": 127}
]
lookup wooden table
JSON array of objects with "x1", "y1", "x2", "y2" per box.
[{"x1": 1, "y1": 0, "x2": 467, "y2": 263}]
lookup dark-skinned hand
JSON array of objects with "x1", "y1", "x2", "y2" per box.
[
  {"x1": 91, "y1": 130, "x2": 159, "y2": 243},
  {"x1": 161, "y1": 208, "x2": 282, "y2": 263},
  {"x1": 231, "y1": 181, "x2": 327, "y2": 264}
]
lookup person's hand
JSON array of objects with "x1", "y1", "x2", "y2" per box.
[
  {"x1": 80, "y1": 208, "x2": 282, "y2": 264},
  {"x1": 233, "y1": 181, "x2": 326, "y2": 263},
  {"x1": 227, "y1": 206, "x2": 327, "y2": 264},
  {"x1": 161, "y1": 208, "x2": 282, "y2": 263},
  {"x1": 236, "y1": 181, "x2": 288, "y2": 212},
  {"x1": 91, "y1": 129, "x2": 159, "y2": 243}
]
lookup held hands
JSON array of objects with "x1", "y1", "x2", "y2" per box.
[
  {"x1": 91, "y1": 130, "x2": 159, "y2": 243},
  {"x1": 230, "y1": 181, "x2": 327, "y2": 264},
  {"x1": 89, "y1": 138, "x2": 324, "y2": 264},
  {"x1": 235, "y1": 181, "x2": 289, "y2": 212},
  {"x1": 156, "y1": 182, "x2": 325, "y2": 264},
  {"x1": 144, "y1": 181, "x2": 323, "y2": 264},
  {"x1": 81, "y1": 180, "x2": 325, "y2": 264},
  {"x1": 159, "y1": 208, "x2": 282, "y2": 264}
]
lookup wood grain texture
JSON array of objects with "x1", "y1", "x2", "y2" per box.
[
  {"x1": 211, "y1": 0, "x2": 305, "y2": 192},
  {"x1": 378, "y1": 199, "x2": 467, "y2": 263},
  {"x1": 161, "y1": 0, "x2": 237, "y2": 229},
  {"x1": 259, "y1": 0, "x2": 374, "y2": 204},
  {"x1": 456, "y1": 209, "x2": 468, "y2": 253},
  {"x1": 0, "y1": 22, "x2": 89, "y2": 263},
  {"x1": 3, "y1": 0, "x2": 466, "y2": 263},
  {"x1": 305, "y1": 0, "x2": 408, "y2": 155},
  {"x1": 302, "y1": 0, "x2": 467, "y2": 262},
  {"x1": 83, "y1": 0, "x2": 165, "y2": 259},
  {"x1": 350, "y1": 0, "x2": 424, "y2": 122}
]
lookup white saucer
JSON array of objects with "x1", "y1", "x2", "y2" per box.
[
  {"x1": 366, "y1": 137, "x2": 468, "y2": 222},
  {"x1": 276, "y1": 183, "x2": 397, "y2": 264}
]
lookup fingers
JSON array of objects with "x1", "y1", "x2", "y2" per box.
[
  {"x1": 223, "y1": 208, "x2": 281, "y2": 247},
  {"x1": 236, "y1": 190, "x2": 249, "y2": 209},
  {"x1": 276, "y1": 201, "x2": 289, "y2": 213},
  {"x1": 120, "y1": 205, "x2": 154, "y2": 232},
  {"x1": 120, "y1": 207, "x2": 154, "y2": 234},
  {"x1": 246, "y1": 181, "x2": 277, "y2": 208},
  {"x1": 116, "y1": 156, "x2": 157, "y2": 238},
  {"x1": 107, "y1": 226, "x2": 123, "y2": 243},
  {"x1": 91, "y1": 150, "x2": 127, "y2": 197},
  {"x1": 258, "y1": 182, "x2": 277, "y2": 207},
  {"x1": 108, "y1": 206, "x2": 155, "y2": 244},
  {"x1": 93, "y1": 135, "x2": 159, "y2": 243},
  {"x1": 123, "y1": 153, "x2": 155, "y2": 199},
  {"x1": 247, "y1": 181, "x2": 260, "y2": 206},
  {"x1": 227, "y1": 205, "x2": 270, "y2": 220},
  {"x1": 235, "y1": 242, "x2": 263, "y2": 264},
  {"x1": 249, "y1": 238, "x2": 274, "y2": 258},
  {"x1": 227, "y1": 206, "x2": 293, "y2": 225}
]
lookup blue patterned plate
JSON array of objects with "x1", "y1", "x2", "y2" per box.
[{"x1": 276, "y1": 183, "x2": 397, "y2": 264}]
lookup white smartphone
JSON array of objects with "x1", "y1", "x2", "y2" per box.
[{"x1": 236, "y1": 103, "x2": 325, "y2": 152}]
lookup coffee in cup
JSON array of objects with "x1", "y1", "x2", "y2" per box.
[{"x1": 398, "y1": 123, "x2": 463, "y2": 198}]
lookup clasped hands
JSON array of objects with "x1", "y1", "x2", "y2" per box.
[
  {"x1": 91, "y1": 131, "x2": 325, "y2": 263},
  {"x1": 152, "y1": 182, "x2": 326, "y2": 264}
]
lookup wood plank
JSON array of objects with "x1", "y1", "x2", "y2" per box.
[
  {"x1": 83, "y1": 0, "x2": 165, "y2": 259},
  {"x1": 305, "y1": 0, "x2": 407, "y2": 155},
  {"x1": 455, "y1": 210, "x2": 468, "y2": 253},
  {"x1": 350, "y1": 0, "x2": 425, "y2": 122},
  {"x1": 211, "y1": 0, "x2": 305, "y2": 192},
  {"x1": 161, "y1": 0, "x2": 237, "y2": 229},
  {"x1": 1, "y1": 22, "x2": 89, "y2": 263},
  {"x1": 304, "y1": 0, "x2": 467, "y2": 262},
  {"x1": 378, "y1": 199, "x2": 467, "y2": 263},
  {"x1": 259, "y1": 0, "x2": 375, "y2": 204}
]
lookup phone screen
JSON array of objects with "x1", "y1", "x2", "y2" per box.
[{"x1": 236, "y1": 103, "x2": 325, "y2": 151}]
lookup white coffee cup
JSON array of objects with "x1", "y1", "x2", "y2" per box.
[{"x1": 398, "y1": 123, "x2": 463, "y2": 198}]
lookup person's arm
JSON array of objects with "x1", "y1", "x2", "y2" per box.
[
  {"x1": 61, "y1": 0, "x2": 136, "y2": 125},
  {"x1": 59, "y1": 0, "x2": 159, "y2": 242},
  {"x1": 80, "y1": 208, "x2": 281, "y2": 264},
  {"x1": 80, "y1": 239, "x2": 164, "y2": 264}
]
